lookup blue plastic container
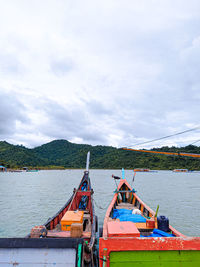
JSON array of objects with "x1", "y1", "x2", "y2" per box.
[{"x1": 157, "y1": 215, "x2": 169, "y2": 232}]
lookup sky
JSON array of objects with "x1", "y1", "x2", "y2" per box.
[{"x1": 0, "y1": 0, "x2": 200, "y2": 149}]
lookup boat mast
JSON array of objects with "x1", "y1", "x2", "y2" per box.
[{"x1": 86, "y1": 151, "x2": 90, "y2": 172}]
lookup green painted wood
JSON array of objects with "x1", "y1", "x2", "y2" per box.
[
  {"x1": 110, "y1": 250, "x2": 200, "y2": 267},
  {"x1": 77, "y1": 244, "x2": 82, "y2": 267}
]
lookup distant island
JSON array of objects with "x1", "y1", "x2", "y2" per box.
[{"x1": 0, "y1": 140, "x2": 200, "y2": 170}]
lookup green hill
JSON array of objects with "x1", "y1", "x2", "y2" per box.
[
  {"x1": 0, "y1": 140, "x2": 200, "y2": 170},
  {"x1": 0, "y1": 141, "x2": 48, "y2": 168}
]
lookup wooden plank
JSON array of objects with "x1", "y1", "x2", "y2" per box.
[
  {"x1": 109, "y1": 250, "x2": 200, "y2": 267},
  {"x1": 47, "y1": 230, "x2": 91, "y2": 238},
  {"x1": 0, "y1": 248, "x2": 77, "y2": 266},
  {"x1": 99, "y1": 237, "x2": 200, "y2": 267}
]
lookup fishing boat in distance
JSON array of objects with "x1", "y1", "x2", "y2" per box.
[
  {"x1": 22, "y1": 167, "x2": 39, "y2": 172},
  {"x1": 0, "y1": 152, "x2": 97, "y2": 267},
  {"x1": 134, "y1": 168, "x2": 150, "y2": 172},
  {"x1": 173, "y1": 169, "x2": 188, "y2": 172},
  {"x1": 99, "y1": 171, "x2": 200, "y2": 266}
]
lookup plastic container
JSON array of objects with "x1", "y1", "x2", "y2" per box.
[
  {"x1": 146, "y1": 218, "x2": 155, "y2": 228},
  {"x1": 157, "y1": 215, "x2": 169, "y2": 232},
  {"x1": 61, "y1": 211, "x2": 84, "y2": 231}
]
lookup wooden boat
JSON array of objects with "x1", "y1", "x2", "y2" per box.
[
  {"x1": 30, "y1": 152, "x2": 97, "y2": 266},
  {"x1": 0, "y1": 165, "x2": 7, "y2": 172},
  {"x1": 22, "y1": 167, "x2": 39, "y2": 172},
  {"x1": 99, "y1": 174, "x2": 200, "y2": 266},
  {"x1": 0, "y1": 238, "x2": 84, "y2": 266},
  {"x1": 173, "y1": 169, "x2": 188, "y2": 172},
  {"x1": 134, "y1": 168, "x2": 150, "y2": 172},
  {"x1": 0, "y1": 152, "x2": 97, "y2": 267}
]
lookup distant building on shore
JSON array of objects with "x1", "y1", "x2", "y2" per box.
[{"x1": 0, "y1": 165, "x2": 7, "y2": 172}]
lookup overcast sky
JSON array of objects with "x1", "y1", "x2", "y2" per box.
[{"x1": 0, "y1": 0, "x2": 200, "y2": 149}]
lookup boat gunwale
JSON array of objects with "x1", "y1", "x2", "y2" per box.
[
  {"x1": 0, "y1": 237, "x2": 83, "y2": 267},
  {"x1": 44, "y1": 171, "x2": 92, "y2": 228},
  {"x1": 99, "y1": 236, "x2": 200, "y2": 267},
  {"x1": 99, "y1": 236, "x2": 200, "y2": 251},
  {"x1": 0, "y1": 237, "x2": 83, "y2": 248},
  {"x1": 99, "y1": 177, "x2": 200, "y2": 267},
  {"x1": 27, "y1": 170, "x2": 96, "y2": 251},
  {"x1": 103, "y1": 178, "x2": 186, "y2": 238}
]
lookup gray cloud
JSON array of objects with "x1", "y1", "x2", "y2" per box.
[
  {"x1": 35, "y1": 99, "x2": 108, "y2": 144},
  {"x1": 1, "y1": 1, "x2": 200, "y2": 148},
  {"x1": 0, "y1": 91, "x2": 28, "y2": 138},
  {"x1": 0, "y1": 53, "x2": 23, "y2": 75},
  {"x1": 50, "y1": 58, "x2": 74, "y2": 76},
  {"x1": 85, "y1": 99, "x2": 113, "y2": 116}
]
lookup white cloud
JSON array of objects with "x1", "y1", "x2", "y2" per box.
[{"x1": 0, "y1": 0, "x2": 200, "y2": 148}]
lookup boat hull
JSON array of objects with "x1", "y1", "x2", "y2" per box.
[
  {"x1": 0, "y1": 238, "x2": 83, "y2": 267},
  {"x1": 99, "y1": 178, "x2": 200, "y2": 267},
  {"x1": 99, "y1": 237, "x2": 200, "y2": 266},
  {"x1": 109, "y1": 250, "x2": 200, "y2": 267}
]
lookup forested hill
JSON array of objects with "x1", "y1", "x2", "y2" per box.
[{"x1": 0, "y1": 140, "x2": 200, "y2": 170}]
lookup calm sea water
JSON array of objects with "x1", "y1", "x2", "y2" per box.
[{"x1": 0, "y1": 170, "x2": 200, "y2": 237}]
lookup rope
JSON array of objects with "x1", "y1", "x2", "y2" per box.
[
  {"x1": 93, "y1": 198, "x2": 106, "y2": 210},
  {"x1": 189, "y1": 139, "x2": 200, "y2": 145},
  {"x1": 124, "y1": 126, "x2": 200, "y2": 147},
  {"x1": 98, "y1": 257, "x2": 107, "y2": 262}
]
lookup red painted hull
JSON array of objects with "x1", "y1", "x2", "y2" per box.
[{"x1": 99, "y1": 178, "x2": 200, "y2": 267}]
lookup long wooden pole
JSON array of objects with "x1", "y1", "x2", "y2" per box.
[{"x1": 122, "y1": 147, "x2": 200, "y2": 158}]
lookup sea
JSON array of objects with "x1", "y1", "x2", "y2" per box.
[{"x1": 0, "y1": 169, "x2": 200, "y2": 238}]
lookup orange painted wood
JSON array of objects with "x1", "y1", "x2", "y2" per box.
[
  {"x1": 47, "y1": 230, "x2": 91, "y2": 238},
  {"x1": 140, "y1": 205, "x2": 144, "y2": 213},
  {"x1": 99, "y1": 237, "x2": 200, "y2": 267},
  {"x1": 61, "y1": 210, "x2": 84, "y2": 231},
  {"x1": 107, "y1": 221, "x2": 140, "y2": 237},
  {"x1": 134, "y1": 222, "x2": 157, "y2": 229},
  {"x1": 99, "y1": 177, "x2": 198, "y2": 267},
  {"x1": 122, "y1": 147, "x2": 200, "y2": 158}
]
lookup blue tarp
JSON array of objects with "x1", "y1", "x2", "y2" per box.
[
  {"x1": 0, "y1": 165, "x2": 7, "y2": 171},
  {"x1": 81, "y1": 181, "x2": 87, "y2": 191},
  {"x1": 112, "y1": 209, "x2": 146, "y2": 223},
  {"x1": 79, "y1": 195, "x2": 88, "y2": 210},
  {"x1": 141, "y1": 228, "x2": 175, "y2": 237}
]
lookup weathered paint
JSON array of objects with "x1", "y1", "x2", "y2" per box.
[
  {"x1": 109, "y1": 250, "x2": 200, "y2": 267},
  {"x1": 99, "y1": 178, "x2": 200, "y2": 267},
  {"x1": 0, "y1": 248, "x2": 76, "y2": 266},
  {"x1": 45, "y1": 171, "x2": 93, "y2": 231},
  {"x1": 102, "y1": 179, "x2": 185, "y2": 238},
  {"x1": 77, "y1": 243, "x2": 82, "y2": 267},
  {"x1": 99, "y1": 237, "x2": 200, "y2": 267},
  {"x1": 103, "y1": 248, "x2": 108, "y2": 267},
  {"x1": 0, "y1": 238, "x2": 83, "y2": 267},
  {"x1": 41, "y1": 170, "x2": 96, "y2": 252}
]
